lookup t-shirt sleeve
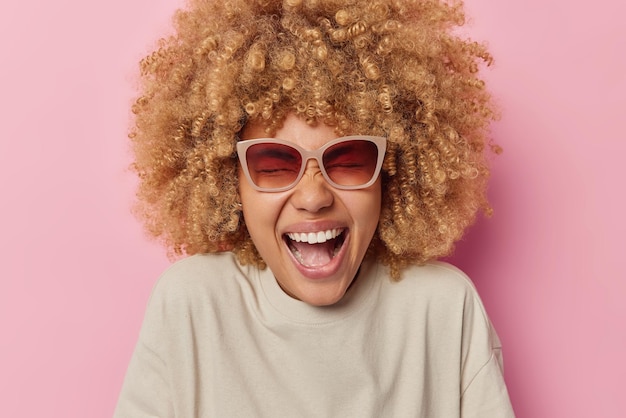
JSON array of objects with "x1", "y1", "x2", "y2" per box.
[
  {"x1": 113, "y1": 280, "x2": 175, "y2": 418},
  {"x1": 460, "y1": 348, "x2": 515, "y2": 418},
  {"x1": 457, "y1": 278, "x2": 515, "y2": 418}
]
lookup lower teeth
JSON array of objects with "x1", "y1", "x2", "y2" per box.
[{"x1": 287, "y1": 233, "x2": 344, "y2": 267}]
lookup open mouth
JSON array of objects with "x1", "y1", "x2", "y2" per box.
[{"x1": 284, "y1": 228, "x2": 346, "y2": 268}]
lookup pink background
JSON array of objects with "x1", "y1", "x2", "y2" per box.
[{"x1": 1, "y1": 0, "x2": 624, "y2": 416}]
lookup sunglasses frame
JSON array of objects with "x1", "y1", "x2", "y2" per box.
[{"x1": 236, "y1": 135, "x2": 387, "y2": 192}]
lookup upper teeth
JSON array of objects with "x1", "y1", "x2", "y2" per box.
[{"x1": 286, "y1": 228, "x2": 343, "y2": 244}]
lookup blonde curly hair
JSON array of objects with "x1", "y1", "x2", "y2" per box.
[{"x1": 131, "y1": 0, "x2": 496, "y2": 280}]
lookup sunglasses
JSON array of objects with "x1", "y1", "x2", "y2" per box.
[{"x1": 236, "y1": 136, "x2": 387, "y2": 192}]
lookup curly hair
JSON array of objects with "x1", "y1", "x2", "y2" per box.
[{"x1": 131, "y1": 0, "x2": 496, "y2": 280}]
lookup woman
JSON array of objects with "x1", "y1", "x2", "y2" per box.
[{"x1": 115, "y1": 0, "x2": 515, "y2": 416}]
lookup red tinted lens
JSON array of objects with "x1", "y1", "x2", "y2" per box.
[
  {"x1": 245, "y1": 143, "x2": 303, "y2": 189},
  {"x1": 322, "y1": 140, "x2": 379, "y2": 187}
]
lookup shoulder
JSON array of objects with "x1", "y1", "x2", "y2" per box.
[
  {"x1": 375, "y1": 261, "x2": 495, "y2": 334},
  {"x1": 147, "y1": 252, "x2": 254, "y2": 309},
  {"x1": 158, "y1": 252, "x2": 244, "y2": 285},
  {"x1": 160, "y1": 252, "x2": 242, "y2": 279},
  {"x1": 384, "y1": 260, "x2": 480, "y2": 301}
]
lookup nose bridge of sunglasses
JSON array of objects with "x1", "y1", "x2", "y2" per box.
[{"x1": 302, "y1": 153, "x2": 324, "y2": 171}]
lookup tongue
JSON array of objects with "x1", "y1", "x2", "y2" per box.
[{"x1": 291, "y1": 240, "x2": 335, "y2": 267}]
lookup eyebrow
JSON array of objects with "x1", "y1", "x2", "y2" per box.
[
  {"x1": 322, "y1": 143, "x2": 355, "y2": 161},
  {"x1": 252, "y1": 146, "x2": 300, "y2": 162}
]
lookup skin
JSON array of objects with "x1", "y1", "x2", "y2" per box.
[{"x1": 238, "y1": 113, "x2": 382, "y2": 306}]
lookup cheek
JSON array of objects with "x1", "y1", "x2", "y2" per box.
[
  {"x1": 367, "y1": 184, "x2": 383, "y2": 231},
  {"x1": 239, "y1": 180, "x2": 283, "y2": 237},
  {"x1": 238, "y1": 170, "x2": 260, "y2": 214},
  {"x1": 344, "y1": 184, "x2": 382, "y2": 233},
  {"x1": 239, "y1": 173, "x2": 262, "y2": 231},
  {"x1": 365, "y1": 195, "x2": 382, "y2": 233}
]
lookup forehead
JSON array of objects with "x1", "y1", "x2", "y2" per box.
[{"x1": 240, "y1": 113, "x2": 338, "y2": 151}]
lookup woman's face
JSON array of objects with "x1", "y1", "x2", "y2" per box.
[{"x1": 238, "y1": 113, "x2": 382, "y2": 306}]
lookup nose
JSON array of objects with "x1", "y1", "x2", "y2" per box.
[{"x1": 289, "y1": 159, "x2": 334, "y2": 213}]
